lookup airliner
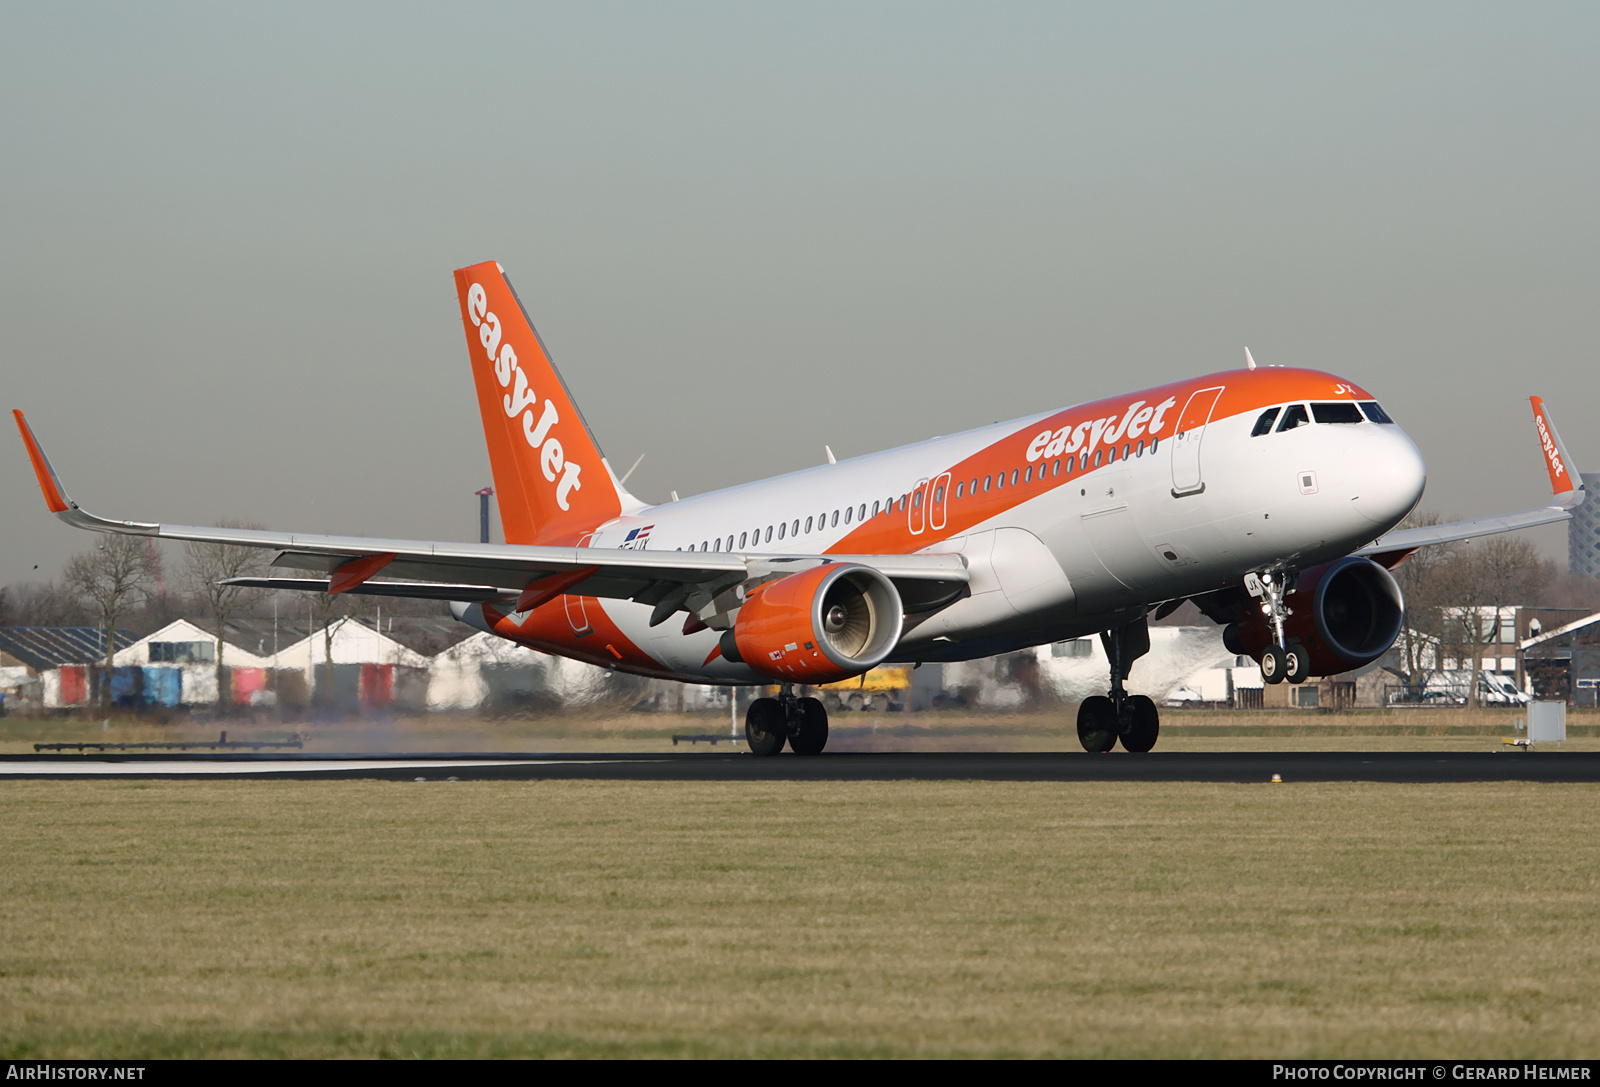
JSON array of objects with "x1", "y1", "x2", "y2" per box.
[{"x1": 13, "y1": 260, "x2": 1585, "y2": 755}]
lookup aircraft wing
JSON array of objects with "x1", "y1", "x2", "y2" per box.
[
  {"x1": 1354, "y1": 396, "x2": 1585, "y2": 562},
  {"x1": 12, "y1": 411, "x2": 969, "y2": 614}
]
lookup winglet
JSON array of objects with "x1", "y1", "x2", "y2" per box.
[
  {"x1": 12, "y1": 410, "x2": 73, "y2": 514},
  {"x1": 1531, "y1": 397, "x2": 1585, "y2": 509}
]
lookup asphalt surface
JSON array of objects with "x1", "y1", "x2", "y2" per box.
[{"x1": 2, "y1": 751, "x2": 1598, "y2": 782}]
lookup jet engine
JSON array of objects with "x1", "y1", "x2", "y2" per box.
[
  {"x1": 720, "y1": 563, "x2": 904, "y2": 683},
  {"x1": 1224, "y1": 556, "x2": 1405, "y2": 677}
]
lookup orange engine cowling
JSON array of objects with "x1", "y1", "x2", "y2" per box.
[
  {"x1": 1225, "y1": 556, "x2": 1405, "y2": 678},
  {"x1": 723, "y1": 563, "x2": 904, "y2": 683}
]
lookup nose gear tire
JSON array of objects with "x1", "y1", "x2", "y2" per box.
[{"x1": 1261, "y1": 645, "x2": 1286, "y2": 684}]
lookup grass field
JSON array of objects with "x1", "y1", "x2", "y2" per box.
[{"x1": 3, "y1": 777, "x2": 1599, "y2": 1058}]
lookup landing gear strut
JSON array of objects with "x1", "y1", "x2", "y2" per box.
[
  {"x1": 1078, "y1": 616, "x2": 1160, "y2": 753},
  {"x1": 1249, "y1": 570, "x2": 1309, "y2": 685},
  {"x1": 745, "y1": 683, "x2": 829, "y2": 756}
]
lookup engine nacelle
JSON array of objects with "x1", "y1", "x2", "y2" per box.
[
  {"x1": 1225, "y1": 556, "x2": 1405, "y2": 678},
  {"x1": 723, "y1": 563, "x2": 903, "y2": 683}
]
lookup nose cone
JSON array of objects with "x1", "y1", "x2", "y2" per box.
[{"x1": 1351, "y1": 427, "x2": 1426, "y2": 529}]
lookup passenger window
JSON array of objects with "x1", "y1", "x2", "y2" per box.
[
  {"x1": 778, "y1": 522, "x2": 785, "y2": 540},
  {"x1": 1093, "y1": 449, "x2": 1103, "y2": 467},
  {"x1": 727, "y1": 535, "x2": 734, "y2": 551},
  {"x1": 1024, "y1": 466, "x2": 1033, "y2": 483},
  {"x1": 1150, "y1": 436, "x2": 1159, "y2": 453},
  {"x1": 1276, "y1": 404, "x2": 1310, "y2": 432},
  {"x1": 792, "y1": 519, "x2": 800, "y2": 537},
  {"x1": 765, "y1": 526, "x2": 773, "y2": 543},
  {"x1": 805, "y1": 516, "x2": 813, "y2": 533},
  {"x1": 1360, "y1": 401, "x2": 1395, "y2": 424},
  {"x1": 870, "y1": 501, "x2": 878, "y2": 517},
  {"x1": 844, "y1": 506, "x2": 853, "y2": 525},
  {"x1": 997, "y1": 472, "x2": 1006, "y2": 489},
  {"x1": 897, "y1": 496, "x2": 906, "y2": 512},
  {"x1": 1108, "y1": 447, "x2": 1117, "y2": 463},
  {"x1": 984, "y1": 475, "x2": 992, "y2": 492},
  {"x1": 934, "y1": 484, "x2": 944, "y2": 503},
  {"x1": 1136, "y1": 440, "x2": 1145, "y2": 457},
  {"x1": 687, "y1": 543, "x2": 694, "y2": 552},
  {"x1": 1065, "y1": 457, "x2": 1073, "y2": 475},
  {"x1": 739, "y1": 531, "x2": 747, "y2": 548},
  {"x1": 956, "y1": 482, "x2": 964, "y2": 499},
  {"x1": 832, "y1": 510, "x2": 839, "y2": 527},
  {"x1": 1053, "y1": 459, "x2": 1061, "y2": 476},
  {"x1": 1312, "y1": 402, "x2": 1364, "y2": 424},
  {"x1": 1251, "y1": 407, "x2": 1281, "y2": 436},
  {"x1": 913, "y1": 490, "x2": 922, "y2": 509},
  {"x1": 969, "y1": 477, "x2": 978, "y2": 494},
  {"x1": 1122, "y1": 443, "x2": 1130, "y2": 460},
  {"x1": 712, "y1": 539, "x2": 720, "y2": 552}
]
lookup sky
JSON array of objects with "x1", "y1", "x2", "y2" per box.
[{"x1": 3, "y1": 2, "x2": 1597, "y2": 590}]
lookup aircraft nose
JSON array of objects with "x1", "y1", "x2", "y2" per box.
[{"x1": 1350, "y1": 427, "x2": 1426, "y2": 527}]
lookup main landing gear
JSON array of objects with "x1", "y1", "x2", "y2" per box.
[
  {"x1": 745, "y1": 683, "x2": 829, "y2": 756},
  {"x1": 1249, "y1": 570, "x2": 1310, "y2": 685},
  {"x1": 1078, "y1": 616, "x2": 1160, "y2": 753}
]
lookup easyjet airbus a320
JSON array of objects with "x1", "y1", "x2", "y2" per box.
[{"x1": 14, "y1": 261, "x2": 1587, "y2": 754}]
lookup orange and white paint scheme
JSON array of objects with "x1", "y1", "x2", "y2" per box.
[{"x1": 13, "y1": 260, "x2": 1586, "y2": 754}]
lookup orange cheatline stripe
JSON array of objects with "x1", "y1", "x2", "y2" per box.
[
  {"x1": 328, "y1": 553, "x2": 398, "y2": 594},
  {"x1": 12, "y1": 411, "x2": 70, "y2": 514}
]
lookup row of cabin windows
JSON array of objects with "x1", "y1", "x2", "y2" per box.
[
  {"x1": 677, "y1": 434, "x2": 1169, "y2": 551},
  {"x1": 1251, "y1": 401, "x2": 1393, "y2": 437}
]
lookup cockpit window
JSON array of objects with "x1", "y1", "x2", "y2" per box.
[
  {"x1": 1251, "y1": 408, "x2": 1281, "y2": 437},
  {"x1": 1276, "y1": 404, "x2": 1310, "y2": 433},
  {"x1": 1359, "y1": 401, "x2": 1395, "y2": 424},
  {"x1": 1311, "y1": 402, "x2": 1364, "y2": 424}
]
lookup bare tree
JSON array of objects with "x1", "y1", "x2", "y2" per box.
[
  {"x1": 62, "y1": 537, "x2": 159, "y2": 714},
  {"x1": 1389, "y1": 511, "x2": 1455, "y2": 700},
  {"x1": 1443, "y1": 535, "x2": 1548, "y2": 708},
  {"x1": 184, "y1": 522, "x2": 267, "y2": 715}
]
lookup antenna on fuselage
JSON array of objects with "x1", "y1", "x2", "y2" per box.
[
  {"x1": 825, "y1": 445, "x2": 837, "y2": 465},
  {"x1": 1245, "y1": 347, "x2": 1257, "y2": 370}
]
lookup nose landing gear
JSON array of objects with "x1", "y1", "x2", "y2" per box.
[
  {"x1": 745, "y1": 683, "x2": 830, "y2": 756},
  {"x1": 1077, "y1": 616, "x2": 1160, "y2": 753},
  {"x1": 1247, "y1": 570, "x2": 1310, "y2": 685}
]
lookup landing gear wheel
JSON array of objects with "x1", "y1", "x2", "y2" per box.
[
  {"x1": 790, "y1": 696, "x2": 829, "y2": 756},
  {"x1": 1284, "y1": 645, "x2": 1311, "y2": 685},
  {"x1": 1260, "y1": 645, "x2": 1287, "y2": 685},
  {"x1": 1118, "y1": 694, "x2": 1160, "y2": 753},
  {"x1": 745, "y1": 697, "x2": 787, "y2": 756},
  {"x1": 1077, "y1": 695, "x2": 1118, "y2": 752}
]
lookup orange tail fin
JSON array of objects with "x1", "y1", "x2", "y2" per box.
[{"x1": 454, "y1": 261, "x2": 632, "y2": 544}]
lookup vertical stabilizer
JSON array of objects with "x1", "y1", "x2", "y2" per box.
[{"x1": 453, "y1": 261, "x2": 639, "y2": 544}]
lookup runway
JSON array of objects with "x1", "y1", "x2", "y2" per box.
[{"x1": 2, "y1": 751, "x2": 1599, "y2": 782}]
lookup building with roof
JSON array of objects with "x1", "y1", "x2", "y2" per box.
[{"x1": 0, "y1": 627, "x2": 137, "y2": 710}]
